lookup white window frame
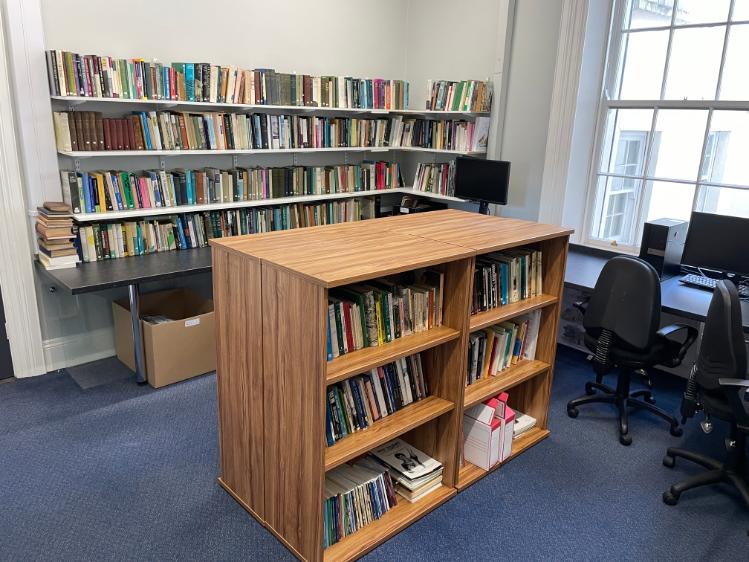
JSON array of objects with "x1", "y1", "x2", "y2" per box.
[{"x1": 582, "y1": 0, "x2": 749, "y2": 253}]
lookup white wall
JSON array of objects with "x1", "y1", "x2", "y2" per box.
[{"x1": 499, "y1": 0, "x2": 564, "y2": 220}]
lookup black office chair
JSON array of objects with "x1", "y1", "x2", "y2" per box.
[
  {"x1": 663, "y1": 280, "x2": 749, "y2": 514},
  {"x1": 566, "y1": 255, "x2": 698, "y2": 445}
]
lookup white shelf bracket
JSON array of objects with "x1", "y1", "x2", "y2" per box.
[
  {"x1": 74, "y1": 158, "x2": 80, "y2": 172},
  {"x1": 232, "y1": 155, "x2": 238, "y2": 167},
  {"x1": 159, "y1": 158, "x2": 166, "y2": 171}
]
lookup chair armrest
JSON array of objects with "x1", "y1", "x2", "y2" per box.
[
  {"x1": 718, "y1": 378, "x2": 749, "y2": 421},
  {"x1": 719, "y1": 378, "x2": 749, "y2": 390},
  {"x1": 657, "y1": 324, "x2": 699, "y2": 365}
]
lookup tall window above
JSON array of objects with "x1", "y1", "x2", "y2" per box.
[{"x1": 586, "y1": 0, "x2": 749, "y2": 250}]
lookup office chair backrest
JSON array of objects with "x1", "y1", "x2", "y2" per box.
[
  {"x1": 583, "y1": 255, "x2": 661, "y2": 351},
  {"x1": 696, "y1": 280, "x2": 747, "y2": 391}
]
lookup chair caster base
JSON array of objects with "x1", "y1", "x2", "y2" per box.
[
  {"x1": 662, "y1": 489, "x2": 679, "y2": 506},
  {"x1": 663, "y1": 454, "x2": 675, "y2": 468},
  {"x1": 567, "y1": 406, "x2": 579, "y2": 419},
  {"x1": 619, "y1": 434, "x2": 632, "y2": 446},
  {"x1": 670, "y1": 425, "x2": 683, "y2": 437}
]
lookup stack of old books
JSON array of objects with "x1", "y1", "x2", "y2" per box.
[
  {"x1": 36, "y1": 202, "x2": 79, "y2": 270},
  {"x1": 368, "y1": 438, "x2": 443, "y2": 503}
]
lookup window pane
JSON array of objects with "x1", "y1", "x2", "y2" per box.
[
  {"x1": 697, "y1": 186, "x2": 749, "y2": 217},
  {"x1": 674, "y1": 0, "x2": 730, "y2": 25},
  {"x1": 645, "y1": 180, "x2": 696, "y2": 221},
  {"x1": 618, "y1": 30, "x2": 668, "y2": 99},
  {"x1": 719, "y1": 24, "x2": 749, "y2": 100},
  {"x1": 701, "y1": 111, "x2": 749, "y2": 186},
  {"x1": 599, "y1": 109, "x2": 653, "y2": 175},
  {"x1": 664, "y1": 27, "x2": 724, "y2": 100},
  {"x1": 625, "y1": 0, "x2": 674, "y2": 29},
  {"x1": 592, "y1": 176, "x2": 642, "y2": 245},
  {"x1": 733, "y1": 0, "x2": 749, "y2": 21},
  {"x1": 648, "y1": 109, "x2": 708, "y2": 180}
]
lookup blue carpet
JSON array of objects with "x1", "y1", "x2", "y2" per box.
[{"x1": 0, "y1": 346, "x2": 746, "y2": 560}]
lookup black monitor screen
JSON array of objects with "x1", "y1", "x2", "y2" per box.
[
  {"x1": 454, "y1": 157, "x2": 510, "y2": 205},
  {"x1": 681, "y1": 211, "x2": 749, "y2": 276}
]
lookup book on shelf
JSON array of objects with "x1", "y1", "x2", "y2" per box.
[
  {"x1": 462, "y1": 392, "x2": 514, "y2": 470},
  {"x1": 326, "y1": 353, "x2": 428, "y2": 445},
  {"x1": 471, "y1": 247, "x2": 543, "y2": 314},
  {"x1": 61, "y1": 162, "x2": 403, "y2": 215},
  {"x1": 425, "y1": 79, "x2": 493, "y2": 112},
  {"x1": 324, "y1": 460, "x2": 398, "y2": 549},
  {"x1": 46, "y1": 50, "x2": 409, "y2": 110},
  {"x1": 366, "y1": 438, "x2": 443, "y2": 503},
  {"x1": 388, "y1": 116, "x2": 489, "y2": 152},
  {"x1": 412, "y1": 162, "x2": 455, "y2": 197},
  {"x1": 513, "y1": 410, "x2": 537, "y2": 439},
  {"x1": 326, "y1": 269, "x2": 444, "y2": 360},
  {"x1": 76, "y1": 198, "x2": 375, "y2": 262},
  {"x1": 35, "y1": 202, "x2": 80, "y2": 270},
  {"x1": 466, "y1": 309, "x2": 541, "y2": 386}
]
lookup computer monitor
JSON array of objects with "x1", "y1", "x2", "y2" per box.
[
  {"x1": 454, "y1": 157, "x2": 510, "y2": 214},
  {"x1": 681, "y1": 211, "x2": 749, "y2": 277}
]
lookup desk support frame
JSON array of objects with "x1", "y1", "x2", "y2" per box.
[{"x1": 127, "y1": 283, "x2": 147, "y2": 384}]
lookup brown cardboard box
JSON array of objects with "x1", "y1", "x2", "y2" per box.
[{"x1": 113, "y1": 288, "x2": 216, "y2": 388}]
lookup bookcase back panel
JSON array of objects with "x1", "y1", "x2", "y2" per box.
[
  {"x1": 261, "y1": 264, "x2": 327, "y2": 562},
  {"x1": 506, "y1": 373, "x2": 550, "y2": 429},
  {"x1": 212, "y1": 250, "x2": 265, "y2": 518}
]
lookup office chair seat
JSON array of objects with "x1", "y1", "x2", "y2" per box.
[{"x1": 583, "y1": 333, "x2": 683, "y2": 370}]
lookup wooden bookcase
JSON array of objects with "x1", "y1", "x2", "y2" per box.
[{"x1": 210, "y1": 209, "x2": 571, "y2": 561}]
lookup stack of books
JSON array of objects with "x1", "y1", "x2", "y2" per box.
[
  {"x1": 466, "y1": 310, "x2": 541, "y2": 385},
  {"x1": 61, "y1": 162, "x2": 402, "y2": 214},
  {"x1": 324, "y1": 460, "x2": 397, "y2": 548},
  {"x1": 462, "y1": 392, "x2": 514, "y2": 470},
  {"x1": 425, "y1": 79, "x2": 493, "y2": 112},
  {"x1": 46, "y1": 50, "x2": 409, "y2": 109},
  {"x1": 471, "y1": 247, "x2": 544, "y2": 314},
  {"x1": 36, "y1": 202, "x2": 79, "y2": 270},
  {"x1": 412, "y1": 162, "x2": 456, "y2": 196},
  {"x1": 326, "y1": 270, "x2": 444, "y2": 360},
  {"x1": 326, "y1": 353, "x2": 428, "y2": 445},
  {"x1": 513, "y1": 410, "x2": 537, "y2": 439},
  {"x1": 367, "y1": 438, "x2": 444, "y2": 503}
]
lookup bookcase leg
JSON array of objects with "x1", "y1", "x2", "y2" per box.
[{"x1": 127, "y1": 283, "x2": 147, "y2": 384}]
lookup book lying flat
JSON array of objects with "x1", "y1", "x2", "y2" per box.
[{"x1": 370, "y1": 438, "x2": 443, "y2": 491}]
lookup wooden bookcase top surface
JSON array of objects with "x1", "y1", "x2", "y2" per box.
[{"x1": 209, "y1": 210, "x2": 572, "y2": 287}]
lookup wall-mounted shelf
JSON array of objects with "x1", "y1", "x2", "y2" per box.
[{"x1": 58, "y1": 147, "x2": 486, "y2": 158}]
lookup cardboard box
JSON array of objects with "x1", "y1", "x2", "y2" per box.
[{"x1": 113, "y1": 288, "x2": 216, "y2": 388}]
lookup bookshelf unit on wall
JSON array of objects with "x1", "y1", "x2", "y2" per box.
[{"x1": 211, "y1": 209, "x2": 571, "y2": 561}]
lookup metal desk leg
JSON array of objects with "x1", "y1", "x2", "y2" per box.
[{"x1": 128, "y1": 283, "x2": 147, "y2": 385}]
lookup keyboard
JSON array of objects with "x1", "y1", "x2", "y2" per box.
[{"x1": 680, "y1": 273, "x2": 749, "y2": 298}]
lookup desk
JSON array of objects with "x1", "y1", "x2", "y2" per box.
[
  {"x1": 36, "y1": 247, "x2": 212, "y2": 383},
  {"x1": 565, "y1": 244, "x2": 749, "y2": 330}
]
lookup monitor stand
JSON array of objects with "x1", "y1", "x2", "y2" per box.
[{"x1": 478, "y1": 201, "x2": 490, "y2": 215}]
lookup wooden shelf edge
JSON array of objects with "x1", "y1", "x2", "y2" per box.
[
  {"x1": 463, "y1": 360, "x2": 550, "y2": 408},
  {"x1": 455, "y1": 427, "x2": 550, "y2": 492},
  {"x1": 469, "y1": 294, "x2": 558, "y2": 332},
  {"x1": 323, "y1": 484, "x2": 456, "y2": 562},
  {"x1": 324, "y1": 396, "x2": 454, "y2": 471},
  {"x1": 326, "y1": 325, "x2": 460, "y2": 385}
]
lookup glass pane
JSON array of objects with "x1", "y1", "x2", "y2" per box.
[
  {"x1": 625, "y1": 0, "x2": 674, "y2": 29},
  {"x1": 664, "y1": 27, "x2": 724, "y2": 100},
  {"x1": 618, "y1": 30, "x2": 669, "y2": 99},
  {"x1": 592, "y1": 176, "x2": 642, "y2": 245},
  {"x1": 674, "y1": 0, "x2": 730, "y2": 25},
  {"x1": 697, "y1": 186, "x2": 749, "y2": 217},
  {"x1": 733, "y1": 0, "x2": 749, "y2": 21},
  {"x1": 719, "y1": 24, "x2": 749, "y2": 100},
  {"x1": 599, "y1": 109, "x2": 654, "y2": 174},
  {"x1": 648, "y1": 109, "x2": 708, "y2": 180},
  {"x1": 701, "y1": 110, "x2": 749, "y2": 186},
  {"x1": 645, "y1": 180, "x2": 696, "y2": 221}
]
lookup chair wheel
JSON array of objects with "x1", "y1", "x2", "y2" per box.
[
  {"x1": 663, "y1": 454, "x2": 675, "y2": 468},
  {"x1": 619, "y1": 434, "x2": 632, "y2": 446},
  {"x1": 584, "y1": 382, "x2": 596, "y2": 396},
  {"x1": 670, "y1": 425, "x2": 683, "y2": 437},
  {"x1": 567, "y1": 406, "x2": 579, "y2": 418},
  {"x1": 662, "y1": 490, "x2": 679, "y2": 506}
]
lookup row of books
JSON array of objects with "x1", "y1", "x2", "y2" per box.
[
  {"x1": 326, "y1": 270, "x2": 444, "y2": 360},
  {"x1": 36, "y1": 202, "x2": 79, "y2": 270},
  {"x1": 323, "y1": 460, "x2": 397, "y2": 549},
  {"x1": 76, "y1": 199, "x2": 374, "y2": 262},
  {"x1": 466, "y1": 310, "x2": 541, "y2": 385},
  {"x1": 389, "y1": 116, "x2": 489, "y2": 153},
  {"x1": 326, "y1": 354, "x2": 428, "y2": 445},
  {"x1": 60, "y1": 162, "x2": 402, "y2": 214},
  {"x1": 426, "y1": 79, "x2": 493, "y2": 113},
  {"x1": 52, "y1": 110, "x2": 490, "y2": 153},
  {"x1": 412, "y1": 162, "x2": 456, "y2": 197},
  {"x1": 472, "y1": 248, "x2": 544, "y2": 314},
  {"x1": 46, "y1": 50, "x2": 409, "y2": 109}
]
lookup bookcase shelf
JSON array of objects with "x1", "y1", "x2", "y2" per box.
[
  {"x1": 326, "y1": 325, "x2": 460, "y2": 385},
  {"x1": 469, "y1": 294, "x2": 559, "y2": 332},
  {"x1": 211, "y1": 209, "x2": 571, "y2": 561},
  {"x1": 463, "y1": 360, "x2": 550, "y2": 408},
  {"x1": 58, "y1": 147, "x2": 486, "y2": 158},
  {"x1": 325, "y1": 395, "x2": 454, "y2": 471}
]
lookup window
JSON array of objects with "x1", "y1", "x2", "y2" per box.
[{"x1": 585, "y1": 0, "x2": 749, "y2": 251}]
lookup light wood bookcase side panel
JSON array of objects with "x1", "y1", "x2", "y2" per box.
[
  {"x1": 262, "y1": 264, "x2": 327, "y2": 562},
  {"x1": 212, "y1": 249, "x2": 265, "y2": 520}
]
